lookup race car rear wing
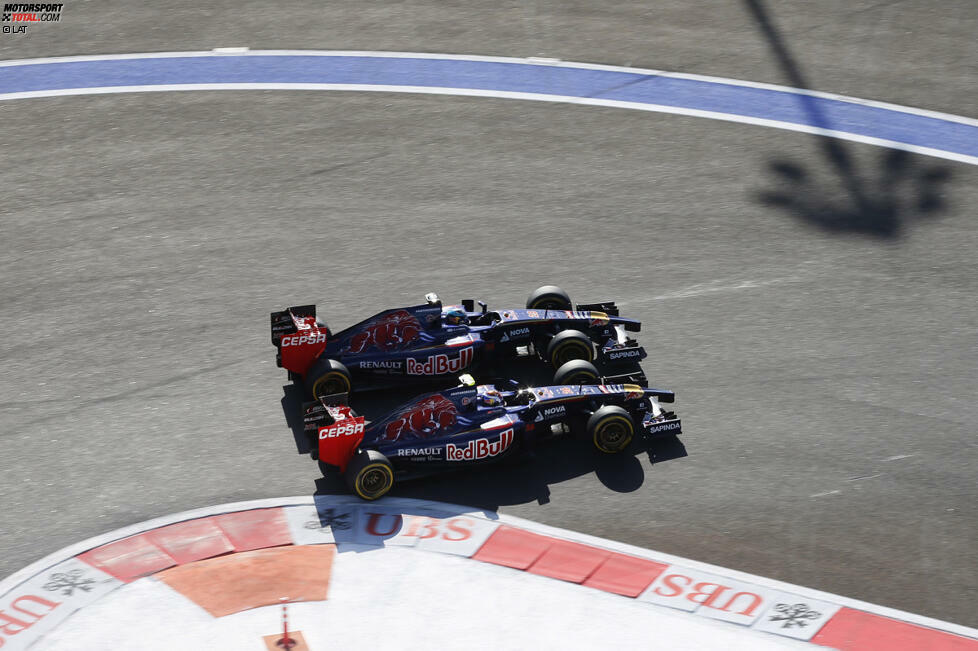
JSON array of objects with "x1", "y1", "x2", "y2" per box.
[
  {"x1": 271, "y1": 304, "x2": 317, "y2": 346},
  {"x1": 303, "y1": 394, "x2": 366, "y2": 471},
  {"x1": 271, "y1": 305, "x2": 329, "y2": 376},
  {"x1": 302, "y1": 393, "x2": 349, "y2": 435}
]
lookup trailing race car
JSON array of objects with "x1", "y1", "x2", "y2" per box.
[
  {"x1": 304, "y1": 372, "x2": 681, "y2": 500},
  {"x1": 271, "y1": 285, "x2": 648, "y2": 399}
]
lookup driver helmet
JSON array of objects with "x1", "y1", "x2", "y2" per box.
[
  {"x1": 443, "y1": 307, "x2": 468, "y2": 326},
  {"x1": 478, "y1": 389, "x2": 504, "y2": 408}
]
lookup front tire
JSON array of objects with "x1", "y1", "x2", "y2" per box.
[
  {"x1": 345, "y1": 450, "x2": 394, "y2": 500},
  {"x1": 306, "y1": 358, "x2": 352, "y2": 400},
  {"x1": 526, "y1": 285, "x2": 572, "y2": 310},
  {"x1": 546, "y1": 329, "x2": 594, "y2": 367},
  {"x1": 587, "y1": 405, "x2": 635, "y2": 453},
  {"x1": 553, "y1": 359, "x2": 600, "y2": 385}
]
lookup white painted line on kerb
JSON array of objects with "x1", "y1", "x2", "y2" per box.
[
  {"x1": 1, "y1": 83, "x2": 975, "y2": 166},
  {"x1": 0, "y1": 49, "x2": 974, "y2": 129}
]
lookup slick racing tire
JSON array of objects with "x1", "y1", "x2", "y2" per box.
[
  {"x1": 553, "y1": 359, "x2": 600, "y2": 385},
  {"x1": 587, "y1": 405, "x2": 635, "y2": 454},
  {"x1": 306, "y1": 358, "x2": 352, "y2": 400},
  {"x1": 546, "y1": 329, "x2": 595, "y2": 367},
  {"x1": 345, "y1": 450, "x2": 395, "y2": 501},
  {"x1": 526, "y1": 285, "x2": 572, "y2": 311}
]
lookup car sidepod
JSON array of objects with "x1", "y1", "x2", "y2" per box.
[{"x1": 374, "y1": 416, "x2": 524, "y2": 473}]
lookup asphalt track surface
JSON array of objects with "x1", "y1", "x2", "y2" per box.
[{"x1": 1, "y1": 0, "x2": 976, "y2": 629}]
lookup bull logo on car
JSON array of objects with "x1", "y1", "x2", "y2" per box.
[
  {"x1": 381, "y1": 395, "x2": 458, "y2": 442},
  {"x1": 347, "y1": 310, "x2": 423, "y2": 353}
]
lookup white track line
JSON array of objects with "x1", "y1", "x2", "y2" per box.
[
  {"x1": 0, "y1": 49, "x2": 975, "y2": 128},
  {"x1": 2, "y1": 83, "x2": 975, "y2": 166}
]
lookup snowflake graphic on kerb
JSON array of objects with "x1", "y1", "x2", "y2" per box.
[
  {"x1": 304, "y1": 508, "x2": 352, "y2": 532},
  {"x1": 768, "y1": 603, "x2": 822, "y2": 628},
  {"x1": 43, "y1": 569, "x2": 96, "y2": 597}
]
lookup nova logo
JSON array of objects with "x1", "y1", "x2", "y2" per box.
[
  {"x1": 543, "y1": 405, "x2": 566, "y2": 417},
  {"x1": 281, "y1": 332, "x2": 327, "y2": 347},
  {"x1": 508, "y1": 327, "x2": 530, "y2": 337},
  {"x1": 406, "y1": 347, "x2": 474, "y2": 375},
  {"x1": 608, "y1": 348, "x2": 642, "y2": 360},
  {"x1": 648, "y1": 421, "x2": 681, "y2": 434},
  {"x1": 319, "y1": 418, "x2": 366, "y2": 439},
  {"x1": 446, "y1": 429, "x2": 514, "y2": 461}
]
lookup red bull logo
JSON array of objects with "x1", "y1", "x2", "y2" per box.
[
  {"x1": 405, "y1": 347, "x2": 474, "y2": 375},
  {"x1": 446, "y1": 428, "x2": 514, "y2": 461}
]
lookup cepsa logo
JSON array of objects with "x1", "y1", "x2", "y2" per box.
[
  {"x1": 405, "y1": 347, "x2": 474, "y2": 375},
  {"x1": 318, "y1": 418, "x2": 365, "y2": 439},
  {"x1": 446, "y1": 428, "x2": 514, "y2": 461},
  {"x1": 281, "y1": 332, "x2": 327, "y2": 347}
]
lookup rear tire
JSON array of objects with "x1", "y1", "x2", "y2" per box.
[
  {"x1": 546, "y1": 329, "x2": 594, "y2": 367},
  {"x1": 345, "y1": 449, "x2": 394, "y2": 500},
  {"x1": 526, "y1": 285, "x2": 572, "y2": 310},
  {"x1": 587, "y1": 405, "x2": 635, "y2": 453},
  {"x1": 306, "y1": 358, "x2": 352, "y2": 400},
  {"x1": 553, "y1": 359, "x2": 600, "y2": 385}
]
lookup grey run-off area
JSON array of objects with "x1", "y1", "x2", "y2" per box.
[{"x1": 1, "y1": 0, "x2": 976, "y2": 628}]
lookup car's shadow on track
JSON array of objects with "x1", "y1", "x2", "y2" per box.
[
  {"x1": 312, "y1": 435, "x2": 686, "y2": 510},
  {"x1": 280, "y1": 377, "x2": 687, "y2": 510}
]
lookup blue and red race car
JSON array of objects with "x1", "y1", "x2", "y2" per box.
[
  {"x1": 271, "y1": 286, "x2": 648, "y2": 399},
  {"x1": 304, "y1": 375, "x2": 681, "y2": 500}
]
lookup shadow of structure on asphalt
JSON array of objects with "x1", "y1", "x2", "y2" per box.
[
  {"x1": 744, "y1": 0, "x2": 953, "y2": 238},
  {"x1": 280, "y1": 360, "x2": 688, "y2": 509}
]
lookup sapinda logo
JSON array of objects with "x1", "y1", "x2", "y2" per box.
[
  {"x1": 281, "y1": 332, "x2": 327, "y2": 347},
  {"x1": 648, "y1": 422, "x2": 681, "y2": 434},
  {"x1": 608, "y1": 348, "x2": 642, "y2": 359},
  {"x1": 319, "y1": 418, "x2": 365, "y2": 439}
]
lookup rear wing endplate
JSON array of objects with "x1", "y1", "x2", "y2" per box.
[{"x1": 271, "y1": 304, "x2": 317, "y2": 346}]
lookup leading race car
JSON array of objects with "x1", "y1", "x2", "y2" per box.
[
  {"x1": 271, "y1": 285, "x2": 649, "y2": 399},
  {"x1": 304, "y1": 373, "x2": 681, "y2": 500}
]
